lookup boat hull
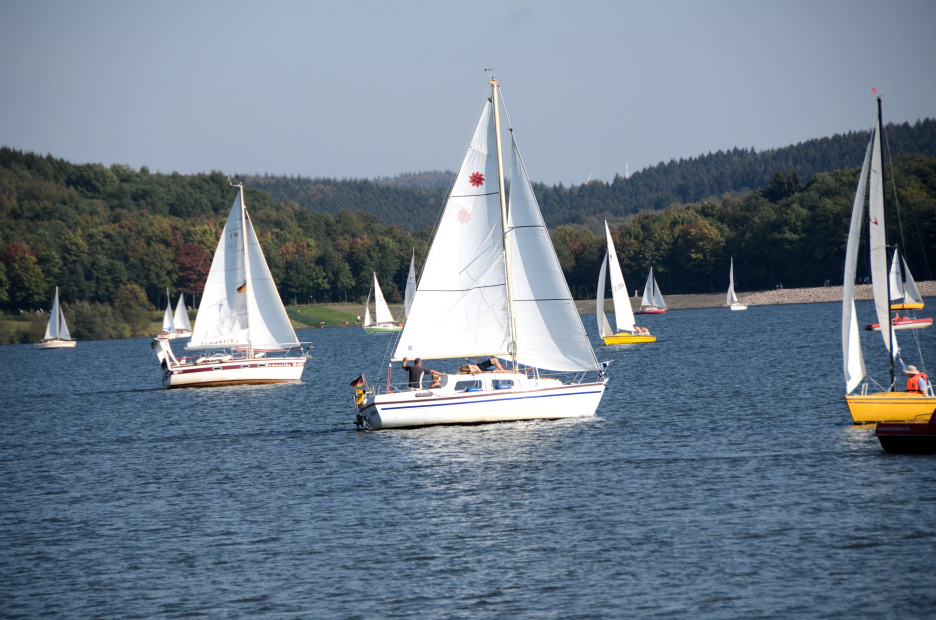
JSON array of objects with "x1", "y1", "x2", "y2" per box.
[
  {"x1": 357, "y1": 376, "x2": 606, "y2": 430},
  {"x1": 165, "y1": 357, "x2": 306, "y2": 388},
  {"x1": 603, "y1": 332, "x2": 656, "y2": 344},
  {"x1": 875, "y1": 415, "x2": 936, "y2": 454},
  {"x1": 865, "y1": 317, "x2": 932, "y2": 331},
  {"x1": 363, "y1": 324, "x2": 402, "y2": 333},
  {"x1": 846, "y1": 391, "x2": 936, "y2": 424},
  {"x1": 729, "y1": 303, "x2": 748, "y2": 311},
  {"x1": 891, "y1": 302, "x2": 924, "y2": 311},
  {"x1": 635, "y1": 307, "x2": 666, "y2": 315},
  {"x1": 35, "y1": 339, "x2": 77, "y2": 349}
]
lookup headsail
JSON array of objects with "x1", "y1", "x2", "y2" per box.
[
  {"x1": 404, "y1": 251, "x2": 416, "y2": 319},
  {"x1": 596, "y1": 253, "x2": 614, "y2": 339},
  {"x1": 173, "y1": 293, "x2": 192, "y2": 333},
  {"x1": 373, "y1": 274, "x2": 395, "y2": 324}
]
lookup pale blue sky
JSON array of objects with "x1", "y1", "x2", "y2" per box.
[{"x1": 2, "y1": 0, "x2": 934, "y2": 187}]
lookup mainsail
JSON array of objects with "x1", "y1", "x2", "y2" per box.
[{"x1": 604, "y1": 222, "x2": 636, "y2": 334}]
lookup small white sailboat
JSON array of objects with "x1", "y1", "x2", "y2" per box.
[
  {"x1": 35, "y1": 287, "x2": 76, "y2": 349},
  {"x1": 727, "y1": 257, "x2": 747, "y2": 311},
  {"x1": 635, "y1": 267, "x2": 667, "y2": 314},
  {"x1": 352, "y1": 78, "x2": 607, "y2": 430},
  {"x1": 362, "y1": 273, "x2": 402, "y2": 333},
  {"x1": 888, "y1": 251, "x2": 924, "y2": 310},
  {"x1": 597, "y1": 221, "x2": 655, "y2": 344},
  {"x1": 152, "y1": 185, "x2": 308, "y2": 388},
  {"x1": 843, "y1": 94, "x2": 935, "y2": 423},
  {"x1": 172, "y1": 292, "x2": 193, "y2": 339}
]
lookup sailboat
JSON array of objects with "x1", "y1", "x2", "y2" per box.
[
  {"x1": 151, "y1": 185, "x2": 308, "y2": 388},
  {"x1": 863, "y1": 251, "x2": 931, "y2": 330},
  {"x1": 158, "y1": 291, "x2": 175, "y2": 338},
  {"x1": 352, "y1": 78, "x2": 608, "y2": 430},
  {"x1": 843, "y1": 95, "x2": 935, "y2": 423},
  {"x1": 597, "y1": 221, "x2": 655, "y2": 344},
  {"x1": 35, "y1": 287, "x2": 76, "y2": 349},
  {"x1": 635, "y1": 267, "x2": 667, "y2": 314},
  {"x1": 727, "y1": 257, "x2": 748, "y2": 311},
  {"x1": 172, "y1": 292, "x2": 193, "y2": 339},
  {"x1": 362, "y1": 273, "x2": 402, "y2": 333}
]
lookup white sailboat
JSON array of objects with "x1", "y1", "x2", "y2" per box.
[
  {"x1": 843, "y1": 95, "x2": 935, "y2": 423},
  {"x1": 152, "y1": 185, "x2": 308, "y2": 388},
  {"x1": 35, "y1": 287, "x2": 76, "y2": 349},
  {"x1": 727, "y1": 257, "x2": 747, "y2": 311},
  {"x1": 362, "y1": 273, "x2": 402, "y2": 333},
  {"x1": 172, "y1": 292, "x2": 193, "y2": 339},
  {"x1": 597, "y1": 221, "x2": 655, "y2": 344},
  {"x1": 635, "y1": 267, "x2": 667, "y2": 314},
  {"x1": 352, "y1": 78, "x2": 607, "y2": 430}
]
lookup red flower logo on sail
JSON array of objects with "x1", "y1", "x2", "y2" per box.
[
  {"x1": 456, "y1": 209, "x2": 471, "y2": 224},
  {"x1": 469, "y1": 172, "x2": 484, "y2": 187}
]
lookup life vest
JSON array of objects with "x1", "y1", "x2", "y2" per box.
[{"x1": 907, "y1": 372, "x2": 928, "y2": 394}]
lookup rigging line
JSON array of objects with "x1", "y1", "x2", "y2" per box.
[
  {"x1": 451, "y1": 191, "x2": 499, "y2": 198},
  {"x1": 418, "y1": 283, "x2": 506, "y2": 293}
]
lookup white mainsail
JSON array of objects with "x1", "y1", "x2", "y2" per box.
[
  {"x1": 187, "y1": 186, "x2": 299, "y2": 352},
  {"x1": 842, "y1": 125, "x2": 873, "y2": 393},
  {"x1": 43, "y1": 287, "x2": 71, "y2": 341},
  {"x1": 404, "y1": 252, "x2": 416, "y2": 319},
  {"x1": 161, "y1": 290, "x2": 174, "y2": 333},
  {"x1": 393, "y1": 99, "x2": 511, "y2": 361},
  {"x1": 373, "y1": 273, "x2": 396, "y2": 325},
  {"x1": 727, "y1": 258, "x2": 739, "y2": 305},
  {"x1": 173, "y1": 293, "x2": 192, "y2": 334},
  {"x1": 363, "y1": 291, "x2": 373, "y2": 327},
  {"x1": 605, "y1": 221, "x2": 636, "y2": 333},
  {"x1": 866, "y1": 118, "x2": 898, "y2": 358},
  {"x1": 596, "y1": 253, "x2": 614, "y2": 339}
]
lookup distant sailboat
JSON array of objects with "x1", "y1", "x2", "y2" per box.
[
  {"x1": 597, "y1": 221, "x2": 655, "y2": 344},
  {"x1": 635, "y1": 267, "x2": 667, "y2": 314},
  {"x1": 172, "y1": 292, "x2": 193, "y2": 339},
  {"x1": 152, "y1": 185, "x2": 308, "y2": 388},
  {"x1": 727, "y1": 257, "x2": 748, "y2": 311},
  {"x1": 362, "y1": 273, "x2": 402, "y2": 333},
  {"x1": 862, "y1": 249, "x2": 932, "y2": 331},
  {"x1": 35, "y1": 287, "x2": 76, "y2": 349}
]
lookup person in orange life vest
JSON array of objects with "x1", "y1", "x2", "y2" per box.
[{"x1": 904, "y1": 365, "x2": 929, "y2": 394}]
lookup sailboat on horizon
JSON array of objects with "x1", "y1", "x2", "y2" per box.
[
  {"x1": 727, "y1": 257, "x2": 748, "y2": 311},
  {"x1": 635, "y1": 267, "x2": 667, "y2": 315},
  {"x1": 152, "y1": 185, "x2": 309, "y2": 388},
  {"x1": 35, "y1": 287, "x2": 76, "y2": 349},
  {"x1": 362, "y1": 273, "x2": 403, "y2": 333},
  {"x1": 843, "y1": 94, "x2": 935, "y2": 423},
  {"x1": 352, "y1": 78, "x2": 608, "y2": 430}
]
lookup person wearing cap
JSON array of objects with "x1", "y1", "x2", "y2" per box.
[{"x1": 904, "y1": 365, "x2": 929, "y2": 394}]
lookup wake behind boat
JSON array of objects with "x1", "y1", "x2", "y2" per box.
[
  {"x1": 352, "y1": 78, "x2": 607, "y2": 430},
  {"x1": 152, "y1": 185, "x2": 309, "y2": 388}
]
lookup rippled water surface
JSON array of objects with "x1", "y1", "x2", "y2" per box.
[{"x1": 2, "y1": 300, "x2": 935, "y2": 618}]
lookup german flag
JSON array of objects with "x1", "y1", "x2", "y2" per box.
[
  {"x1": 349, "y1": 374, "x2": 365, "y2": 388},
  {"x1": 236, "y1": 282, "x2": 247, "y2": 293}
]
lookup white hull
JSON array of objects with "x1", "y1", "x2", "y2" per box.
[
  {"x1": 356, "y1": 372, "x2": 606, "y2": 430},
  {"x1": 163, "y1": 355, "x2": 306, "y2": 388},
  {"x1": 35, "y1": 339, "x2": 76, "y2": 349},
  {"x1": 363, "y1": 323, "x2": 402, "y2": 333},
  {"x1": 729, "y1": 302, "x2": 748, "y2": 311}
]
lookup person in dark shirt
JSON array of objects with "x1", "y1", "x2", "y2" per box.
[
  {"x1": 402, "y1": 357, "x2": 445, "y2": 390},
  {"x1": 477, "y1": 357, "x2": 505, "y2": 372}
]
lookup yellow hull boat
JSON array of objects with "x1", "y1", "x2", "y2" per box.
[
  {"x1": 846, "y1": 391, "x2": 936, "y2": 424},
  {"x1": 603, "y1": 332, "x2": 656, "y2": 345}
]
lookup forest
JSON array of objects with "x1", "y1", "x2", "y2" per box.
[{"x1": 1, "y1": 117, "x2": 934, "y2": 343}]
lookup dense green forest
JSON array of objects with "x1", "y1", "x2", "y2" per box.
[
  {"x1": 244, "y1": 118, "x2": 936, "y2": 230},
  {"x1": 1, "y1": 124, "x2": 935, "y2": 343}
]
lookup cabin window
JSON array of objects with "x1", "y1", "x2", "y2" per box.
[{"x1": 454, "y1": 380, "x2": 481, "y2": 392}]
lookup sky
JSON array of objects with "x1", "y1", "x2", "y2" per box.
[{"x1": 2, "y1": 0, "x2": 935, "y2": 187}]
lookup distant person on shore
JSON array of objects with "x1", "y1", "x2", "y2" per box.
[{"x1": 402, "y1": 357, "x2": 445, "y2": 390}]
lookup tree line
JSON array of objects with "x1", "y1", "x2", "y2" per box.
[{"x1": 1, "y1": 132, "x2": 934, "y2": 342}]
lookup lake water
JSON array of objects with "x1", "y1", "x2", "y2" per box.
[{"x1": 2, "y1": 300, "x2": 935, "y2": 618}]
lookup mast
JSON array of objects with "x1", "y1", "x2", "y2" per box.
[
  {"x1": 877, "y1": 96, "x2": 895, "y2": 390},
  {"x1": 239, "y1": 184, "x2": 254, "y2": 357},
  {"x1": 491, "y1": 78, "x2": 518, "y2": 369}
]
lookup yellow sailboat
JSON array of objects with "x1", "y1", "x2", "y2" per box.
[
  {"x1": 597, "y1": 221, "x2": 656, "y2": 344},
  {"x1": 843, "y1": 95, "x2": 935, "y2": 423}
]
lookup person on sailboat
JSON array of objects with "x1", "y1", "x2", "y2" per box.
[
  {"x1": 477, "y1": 357, "x2": 505, "y2": 372},
  {"x1": 402, "y1": 357, "x2": 445, "y2": 390},
  {"x1": 632, "y1": 324, "x2": 650, "y2": 336},
  {"x1": 904, "y1": 366, "x2": 929, "y2": 395}
]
